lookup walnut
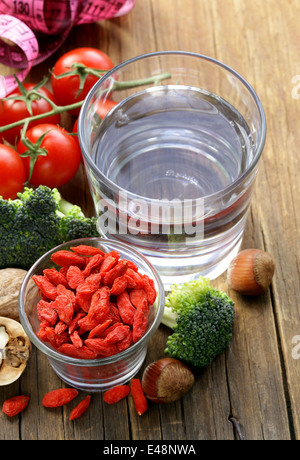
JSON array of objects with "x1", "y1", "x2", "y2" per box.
[
  {"x1": 0, "y1": 268, "x2": 28, "y2": 321},
  {"x1": 0, "y1": 317, "x2": 31, "y2": 385}
]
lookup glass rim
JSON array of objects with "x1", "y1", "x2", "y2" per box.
[
  {"x1": 18, "y1": 237, "x2": 165, "y2": 367},
  {"x1": 78, "y1": 50, "x2": 267, "y2": 203}
]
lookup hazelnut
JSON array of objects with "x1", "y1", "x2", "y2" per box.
[
  {"x1": 142, "y1": 358, "x2": 195, "y2": 403},
  {"x1": 227, "y1": 248, "x2": 275, "y2": 296}
]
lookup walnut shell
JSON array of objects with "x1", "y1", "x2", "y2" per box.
[
  {"x1": 0, "y1": 268, "x2": 28, "y2": 321},
  {"x1": 0, "y1": 316, "x2": 31, "y2": 385}
]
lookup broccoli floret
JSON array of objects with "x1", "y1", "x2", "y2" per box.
[
  {"x1": 161, "y1": 277, "x2": 235, "y2": 368},
  {"x1": 60, "y1": 213, "x2": 99, "y2": 242},
  {"x1": 0, "y1": 185, "x2": 99, "y2": 270}
]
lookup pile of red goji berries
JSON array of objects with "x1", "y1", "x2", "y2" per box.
[
  {"x1": 2, "y1": 378, "x2": 148, "y2": 419},
  {"x1": 32, "y1": 245, "x2": 157, "y2": 359}
]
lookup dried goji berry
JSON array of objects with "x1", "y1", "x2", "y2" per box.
[
  {"x1": 71, "y1": 245, "x2": 105, "y2": 256},
  {"x1": 116, "y1": 329, "x2": 132, "y2": 353},
  {"x1": 104, "y1": 324, "x2": 130, "y2": 345},
  {"x1": 104, "y1": 250, "x2": 120, "y2": 261},
  {"x1": 75, "y1": 285, "x2": 95, "y2": 312},
  {"x1": 37, "y1": 322, "x2": 49, "y2": 341},
  {"x1": 102, "y1": 260, "x2": 128, "y2": 286},
  {"x1": 54, "y1": 320, "x2": 68, "y2": 335},
  {"x1": 85, "y1": 337, "x2": 119, "y2": 357},
  {"x1": 2, "y1": 395, "x2": 30, "y2": 417},
  {"x1": 85, "y1": 272, "x2": 102, "y2": 289},
  {"x1": 87, "y1": 286, "x2": 110, "y2": 324},
  {"x1": 70, "y1": 330, "x2": 83, "y2": 348},
  {"x1": 126, "y1": 260, "x2": 139, "y2": 272},
  {"x1": 44, "y1": 326, "x2": 59, "y2": 348},
  {"x1": 58, "y1": 343, "x2": 97, "y2": 359},
  {"x1": 51, "y1": 250, "x2": 86, "y2": 268},
  {"x1": 69, "y1": 395, "x2": 91, "y2": 421},
  {"x1": 107, "y1": 303, "x2": 122, "y2": 323},
  {"x1": 77, "y1": 315, "x2": 98, "y2": 333},
  {"x1": 43, "y1": 268, "x2": 69, "y2": 287},
  {"x1": 142, "y1": 275, "x2": 157, "y2": 305},
  {"x1": 53, "y1": 294, "x2": 74, "y2": 325},
  {"x1": 66, "y1": 265, "x2": 85, "y2": 289},
  {"x1": 54, "y1": 331, "x2": 71, "y2": 348},
  {"x1": 75, "y1": 274, "x2": 103, "y2": 312},
  {"x1": 116, "y1": 291, "x2": 136, "y2": 325},
  {"x1": 99, "y1": 255, "x2": 116, "y2": 273},
  {"x1": 37, "y1": 299, "x2": 58, "y2": 326},
  {"x1": 59, "y1": 266, "x2": 69, "y2": 277},
  {"x1": 68, "y1": 311, "x2": 86, "y2": 335},
  {"x1": 32, "y1": 275, "x2": 57, "y2": 300},
  {"x1": 82, "y1": 254, "x2": 104, "y2": 277},
  {"x1": 130, "y1": 288, "x2": 148, "y2": 308},
  {"x1": 88, "y1": 319, "x2": 113, "y2": 339},
  {"x1": 103, "y1": 385, "x2": 130, "y2": 404},
  {"x1": 57, "y1": 283, "x2": 76, "y2": 300},
  {"x1": 125, "y1": 268, "x2": 144, "y2": 289},
  {"x1": 100, "y1": 322, "x2": 123, "y2": 337},
  {"x1": 110, "y1": 275, "x2": 128, "y2": 295},
  {"x1": 130, "y1": 378, "x2": 148, "y2": 415},
  {"x1": 42, "y1": 388, "x2": 78, "y2": 407},
  {"x1": 132, "y1": 297, "x2": 149, "y2": 343}
]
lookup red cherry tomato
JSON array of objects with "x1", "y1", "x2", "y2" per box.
[
  {"x1": 72, "y1": 98, "x2": 118, "y2": 162},
  {"x1": 51, "y1": 47, "x2": 115, "y2": 115},
  {"x1": 17, "y1": 124, "x2": 81, "y2": 188},
  {"x1": 95, "y1": 98, "x2": 118, "y2": 120},
  {"x1": 0, "y1": 144, "x2": 26, "y2": 199},
  {"x1": 0, "y1": 84, "x2": 60, "y2": 145}
]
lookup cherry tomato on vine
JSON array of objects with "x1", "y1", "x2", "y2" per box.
[
  {"x1": 51, "y1": 47, "x2": 115, "y2": 115},
  {"x1": 0, "y1": 84, "x2": 60, "y2": 145},
  {"x1": 72, "y1": 98, "x2": 118, "y2": 162},
  {"x1": 95, "y1": 98, "x2": 118, "y2": 119},
  {"x1": 17, "y1": 124, "x2": 81, "y2": 188},
  {"x1": 0, "y1": 144, "x2": 26, "y2": 199}
]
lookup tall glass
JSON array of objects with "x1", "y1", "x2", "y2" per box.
[{"x1": 78, "y1": 51, "x2": 266, "y2": 288}]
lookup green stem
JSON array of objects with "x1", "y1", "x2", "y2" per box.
[
  {"x1": 0, "y1": 101, "x2": 83, "y2": 133},
  {"x1": 19, "y1": 120, "x2": 50, "y2": 183},
  {"x1": 112, "y1": 72, "x2": 171, "y2": 91},
  {"x1": 29, "y1": 90, "x2": 58, "y2": 109},
  {"x1": 160, "y1": 306, "x2": 177, "y2": 330},
  {"x1": 0, "y1": 72, "x2": 171, "y2": 134},
  {"x1": 58, "y1": 198, "x2": 84, "y2": 217}
]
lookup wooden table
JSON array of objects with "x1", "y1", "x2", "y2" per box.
[{"x1": 1, "y1": 0, "x2": 299, "y2": 441}]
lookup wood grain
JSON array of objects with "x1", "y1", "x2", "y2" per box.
[{"x1": 0, "y1": 0, "x2": 299, "y2": 440}]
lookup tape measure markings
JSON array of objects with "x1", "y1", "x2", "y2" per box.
[{"x1": 0, "y1": 0, "x2": 135, "y2": 97}]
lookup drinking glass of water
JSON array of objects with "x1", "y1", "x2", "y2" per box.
[{"x1": 78, "y1": 51, "x2": 266, "y2": 288}]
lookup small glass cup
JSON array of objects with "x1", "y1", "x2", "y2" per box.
[
  {"x1": 18, "y1": 238, "x2": 164, "y2": 392},
  {"x1": 78, "y1": 51, "x2": 266, "y2": 288}
]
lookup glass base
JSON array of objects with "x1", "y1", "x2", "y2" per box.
[
  {"x1": 155, "y1": 240, "x2": 241, "y2": 291},
  {"x1": 152, "y1": 237, "x2": 242, "y2": 290},
  {"x1": 48, "y1": 348, "x2": 147, "y2": 392},
  {"x1": 100, "y1": 224, "x2": 245, "y2": 291}
]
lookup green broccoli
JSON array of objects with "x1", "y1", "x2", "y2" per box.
[
  {"x1": 0, "y1": 185, "x2": 99, "y2": 270},
  {"x1": 161, "y1": 277, "x2": 235, "y2": 368}
]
